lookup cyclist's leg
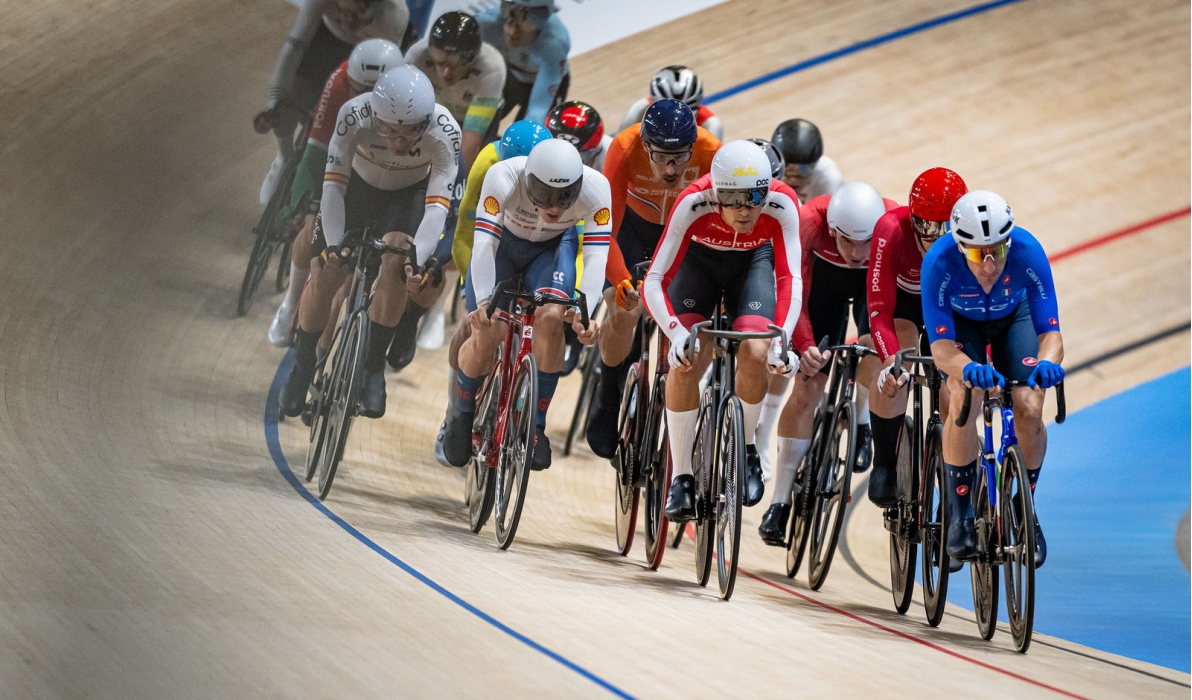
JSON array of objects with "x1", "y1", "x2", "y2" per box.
[
  {"x1": 940, "y1": 316, "x2": 987, "y2": 558},
  {"x1": 990, "y1": 302, "x2": 1046, "y2": 474},
  {"x1": 867, "y1": 317, "x2": 921, "y2": 505}
]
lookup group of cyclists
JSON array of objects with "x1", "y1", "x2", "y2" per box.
[{"x1": 251, "y1": 0, "x2": 1067, "y2": 591}]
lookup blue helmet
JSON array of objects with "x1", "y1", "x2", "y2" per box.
[
  {"x1": 499, "y1": 120, "x2": 552, "y2": 160},
  {"x1": 641, "y1": 98, "x2": 697, "y2": 150}
]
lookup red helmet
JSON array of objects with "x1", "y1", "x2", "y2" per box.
[{"x1": 908, "y1": 168, "x2": 967, "y2": 221}]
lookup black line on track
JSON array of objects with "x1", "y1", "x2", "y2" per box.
[{"x1": 1067, "y1": 322, "x2": 1191, "y2": 376}]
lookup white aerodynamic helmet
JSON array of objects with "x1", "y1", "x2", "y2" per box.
[
  {"x1": 348, "y1": 38, "x2": 402, "y2": 88},
  {"x1": 525, "y1": 138, "x2": 584, "y2": 210},
  {"x1": 650, "y1": 65, "x2": 704, "y2": 110},
  {"x1": 371, "y1": 65, "x2": 435, "y2": 128},
  {"x1": 826, "y1": 182, "x2": 887, "y2": 242},
  {"x1": 949, "y1": 190, "x2": 1015, "y2": 246},
  {"x1": 710, "y1": 140, "x2": 771, "y2": 208}
]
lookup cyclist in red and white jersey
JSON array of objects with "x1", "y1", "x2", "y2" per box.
[
  {"x1": 643, "y1": 140, "x2": 803, "y2": 521},
  {"x1": 619, "y1": 65, "x2": 724, "y2": 141}
]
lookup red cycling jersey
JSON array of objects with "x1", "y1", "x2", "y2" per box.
[
  {"x1": 643, "y1": 174, "x2": 803, "y2": 345},
  {"x1": 308, "y1": 62, "x2": 353, "y2": 150},
  {"x1": 867, "y1": 206, "x2": 924, "y2": 362}
]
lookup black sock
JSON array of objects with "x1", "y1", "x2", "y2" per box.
[
  {"x1": 366, "y1": 319, "x2": 397, "y2": 371},
  {"x1": 945, "y1": 460, "x2": 978, "y2": 520},
  {"x1": 292, "y1": 327, "x2": 321, "y2": 370},
  {"x1": 869, "y1": 414, "x2": 902, "y2": 473},
  {"x1": 395, "y1": 297, "x2": 429, "y2": 335},
  {"x1": 597, "y1": 358, "x2": 629, "y2": 408}
]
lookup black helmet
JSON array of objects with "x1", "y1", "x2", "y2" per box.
[
  {"x1": 429, "y1": 11, "x2": 482, "y2": 60},
  {"x1": 771, "y1": 118, "x2": 823, "y2": 165},
  {"x1": 546, "y1": 101, "x2": 604, "y2": 151},
  {"x1": 745, "y1": 138, "x2": 785, "y2": 180}
]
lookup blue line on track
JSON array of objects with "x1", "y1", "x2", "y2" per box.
[
  {"x1": 704, "y1": 0, "x2": 1026, "y2": 104},
  {"x1": 264, "y1": 353, "x2": 637, "y2": 699}
]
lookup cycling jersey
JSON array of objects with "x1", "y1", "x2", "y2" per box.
[
  {"x1": 790, "y1": 193, "x2": 899, "y2": 352},
  {"x1": 469, "y1": 158, "x2": 611, "y2": 317},
  {"x1": 867, "y1": 206, "x2": 928, "y2": 361},
  {"x1": 922, "y1": 226, "x2": 1061, "y2": 344},
  {"x1": 583, "y1": 133, "x2": 612, "y2": 172},
  {"x1": 321, "y1": 94, "x2": 460, "y2": 265},
  {"x1": 268, "y1": 0, "x2": 408, "y2": 111},
  {"x1": 404, "y1": 39, "x2": 506, "y2": 136},
  {"x1": 619, "y1": 98, "x2": 724, "y2": 141},
  {"x1": 476, "y1": 8, "x2": 569, "y2": 125},
  {"x1": 643, "y1": 175, "x2": 803, "y2": 345},
  {"x1": 791, "y1": 156, "x2": 843, "y2": 203},
  {"x1": 602, "y1": 123, "x2": 720, "y2": 285},
  {"x1": 287, "y1": 61, "x2": 357, "y2": 216},
  {"x1": 452, "y1": 141, "x2": 502, "y2": 273}
]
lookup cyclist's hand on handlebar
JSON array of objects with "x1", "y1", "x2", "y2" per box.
[
  {"x1": 253, "y1": 106, "x2": 281, "y2": 134},
  {"x1": 574, "y1": 317, "x2": 599, "y2": 345},
  {"x1": 614, "y1": 279, "x2": 640, "y2": 310},
  {"x1": 766, "y1": 337, "x2": 798, "y2": 376},
  {"x1": 668, "y1": 328, "x2": 698, "y2": 369},
  {"x1": 799, "y1": 345, "x2": 830, "y2": 376},
  {"x1": 963, "y1": 362, "x2": 1005, "y2": 390},
  {"x1": 470, "y1": 302, "x2": 494, "y2": 330},
  {"x1": 877, "y1": 356, "x2": 909, "y2": 397},
  {"x1": 1027, "y1": 360, "x2": 1064, "y2": 390},
  {"x1": 320, "y1": 245, "x2": 351, "y2": 268}
]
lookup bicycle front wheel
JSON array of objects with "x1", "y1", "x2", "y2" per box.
[
  {"x1": 808, "y1": 401, "x2": 855, "y2": 590},
  {"x1": 317, "y1": 313, "x2": 366, "y2": 500},
  {"x1": 970, "y1": 468, "x2": 1000, "y2": 640},
  {"x1": 644, "y1": 376, "x2": 670, "y2": 570},
  {"x1": 304, "y1": 350, "x2": 333, "y2": 483},
  {"x1": 1001, "y1": 445, "x2": 1036, "y2": 652},
  {"x1": 889, "y1": 416, "x2": 917, "y2": 614},
  {"x1": 715, "y1": 396, "x2": 746, "y2": 600},
  {"x1": 692, "y1": 387, "x2": 716, "y2": 587},
  {"x1": 494, "y1": 354, "x2": 537, "y2": 550},
  {"x1": 614, "y1": 363, "x2": 641, "y2": 555},
  {"x1": 921, "y1": 423, "x2": 950, "y2": 627}
]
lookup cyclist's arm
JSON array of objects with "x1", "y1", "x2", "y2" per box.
[
  {"x1": 319, "y1": 96, "x2": 363, "y2": 248},
  {"x1": 921, "y1": 243, "x2": 968, "y2": 378},
  {"x1": 287, "y1": 143, "x2": 328, "y2": 216},
  {"x1": 768, "y1": 188, "x2": 803, "y2": 341},
  {"x1": 452, "y1": 143, "x2": 499, "y2": 274},
  {"x1": 643, "y1": 189, "x2": 701, "y2": 345},
  {"x1": 600, "y1": 135, "x2": 631, "y2": 286},
  {"x1": 1016, "y1": 228, "x2": 1065, "y2": 365},
  {"x1": 267, "y1": 0, "x2": 325, "y2": 110},
  {"x1": 524, "y1": 34, "x2": 568, "y2": 124},
  {"x1": 576, "y1": 176, "x2": 613, "y2": 317},
  {"x1": 414, "y1": 114, "x2": 462, "y2": 266},
  {"x1": 468, "y1": 164, "x2": 517, "y2": 305},
  {"x1": 866, "y1": 212, "x2": 903, "y2": 362},
  {"x1": 619, "y1": 98, "x2": 648, "y2": 133},
  {"x1": 790, "y1": 217, "x2": 820, "y2": 353}
]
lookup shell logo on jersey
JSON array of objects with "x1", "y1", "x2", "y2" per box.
[
  {"x1": 731, "y1": 166, "x2": 758, "y2": 177},
  {"x1": 592, "y1": 208, "x2": 611, "y2": 226},
  {"x1": 1022, "y1": 357, "x2": 1038, "y2": 366},
  {"x1": 483, "y1": 196, "x2": 500, "y2": 215}
]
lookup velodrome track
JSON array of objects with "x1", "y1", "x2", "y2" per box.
[{"x1": 1, "y1": 0, "x2": 1188, "y2": 697}]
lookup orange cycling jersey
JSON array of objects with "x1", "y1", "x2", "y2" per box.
[{"x1": 602, "y1": 123, "x2": 720, "y2": 285}]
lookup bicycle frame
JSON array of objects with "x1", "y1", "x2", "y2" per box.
[{"x1": 482, "y1": 301, "x2": 538, "y2": 470}]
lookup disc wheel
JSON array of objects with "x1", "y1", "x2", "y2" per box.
[
  {"x1": 889, "y1": 416, "x2": 917, "y2": 614},
  {"x1": 970, "y1": 469, "x2": 1000, "y2": 640},
  {"x1": 614, "y1": 364, "x2": 641, "y2": 555},
  {"x1": 467, "y1": 368, "x2": 502, "y2": 533},
  {"x1": 715, "y1": 396, "x2": 746, "y2": 600},
  {"x1": 808, "y1": 401, "x2": 855, "y2": 590},
  {"x1": 921, "y1": 424, "x2": 950, "y2": 627},
  {"x1": 316, "y1": 314, "x2": 365, "y2": 501},
  {"x1": 494, "y1": 355, "x2": 537, "y2": 550},
  {"x1": 1001, "y1": 445, "x2": 1036, "y2": 652},
  {"x1": 643, "y1": 377, "x2": 670, "y2": 570},
  {"x1": 692, "y1": 387, "x2": 716, "y2": 587}
]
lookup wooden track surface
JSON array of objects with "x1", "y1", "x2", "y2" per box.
[{"x1": 1, "y1": 0, "x2": 1187, "y2": 697}]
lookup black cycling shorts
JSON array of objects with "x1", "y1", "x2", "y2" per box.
[
  {"x1": 293, "y1": 23, "x2": 354, "y2": 114},
  {"x1": 893, "y1": 287, "x2": 930, "y2": 353},
  {"x1": 311, "y1": 171, "x2": 429, "y2": 257},
  {"x1": 950, "y1": 301, "x2": 1040, "y2": 383},
  {"x1": 804, "y1": 256, "x2": 871, "y2": 374},
  {"x1": 666, "y1": 241, "x2": 776, "y2": 333},
  {"x1": 617, "y1": 207, "x2": 666, "y2": 281}
]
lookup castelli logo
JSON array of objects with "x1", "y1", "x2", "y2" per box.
[
  {"x1": 956, "y1": 485, "x2": 969, "y2": 496},
  {"x1": 669, "y1": 321, "x2": 678, "y2": 330},
  {"x1": 1049, "y1": 317, "x2": 1058, "y2": 327},
  {"x1": 955, "y1": 342, "x2": 964, "y2": 350},
  {"x1": 483, "y1": 196, "x2": 500, "y2": 215},
  {"x1": 592, "y1": 208, "x2": 611, "y2": 226},
  {"x1": 1002, "y1": 275, "x2": 1011, "y2": 284},
  {"x1": 936, "y1": 325, "x2": 948, "y2": 335},
  {"x1": 1022, "y1": 357, "x2": 1038, "y2": 366}
]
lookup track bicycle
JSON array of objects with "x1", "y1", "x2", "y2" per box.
[{"x1": 562, "y1": 334, "x2": 601, "y2": 457}]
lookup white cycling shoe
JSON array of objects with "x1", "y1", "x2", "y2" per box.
[
  {"x1": 268, "y1": 298, "x2": 296, "y2": 347},
  {"x1": 416, "y1": 303, "x2": 446, "y2": 351},
  {"x1": 259, "y1": 154, "x2": 285, "y2": 205}
]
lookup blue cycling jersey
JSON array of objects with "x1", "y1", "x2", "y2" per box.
[
  {"x1": 922, "y1": 226, "x2": 1061, "y2": 344},
  {"x1": 477, "y1": 8, "x2": 570, "y2": 124}
]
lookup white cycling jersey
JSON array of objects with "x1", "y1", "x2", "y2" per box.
[
  {"x1": 469, "y1": 157, "x2": 612, "y2": 317},
  {"x1": 321, "y1": 94, "x2": 461, "y2": 265},
  {"x1": 268, "y1": 0, "x2": 408, "y2": 109},
  {"x1": 404, "y1": 40, "x2": 506, "y2": 133},
  {"x1": 793, "y1": 155, "x2": 843, "y2": 203}
]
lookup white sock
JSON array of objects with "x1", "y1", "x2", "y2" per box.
[
  {"x1": 755, "y1": 389, "x2": 785, "y2": 456},
  {"x1": 856, "y1": 384, "x2": 870, "y2": 425},
  {"x1": 740, "y1": 398, "x2": 763, "y2": 445},
  {"x1": 284, "y1": 262, "x2": 308, "y2": 309},
  {"x1": 666, "y1": 408, "x2": 699, "y2": 478},
  {"x1": 771, "y1": 437, "x2": 811, "y2": 505}
]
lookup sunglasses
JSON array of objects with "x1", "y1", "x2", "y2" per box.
[
  {"x1": 785, "y1": 162, "x2": 815, "y2": 178},
  {"x1": 716, "y1": 187, "x2": 766, "y2": 209},
  {"x1": 644, "y1": 144, "x2": 693, "y2": 166},
  {"x1": 960, "y1": 241, "x2": 1010, "y2": 263},
  {"x1": 911, "y1": 215, "x2": 947, "y2": 242}
]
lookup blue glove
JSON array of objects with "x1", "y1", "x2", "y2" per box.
[
  {"x1": 963, "y1": 362, "x2": 1005, "y2": 390},
  {"x1": 1028, "y1": 360, "x2": 1064, "y2": 389}
]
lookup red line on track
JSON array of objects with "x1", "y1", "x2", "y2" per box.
[{"x1": 1049, "y1": 206, "x2": 1190, "y2": 264}]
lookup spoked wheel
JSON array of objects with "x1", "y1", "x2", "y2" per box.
[
  {"x1": 316, "y1": 315, "x2": 365, "y2": 500},
  {"x1": 1001, "y1": 445, "x2": 1036, "y2": 652},
  {"x1": 238, "y1": 225, "x2": 280, "y2": 316},
  {"x1": 276, "y1": 237, "x2": 293, "y2": 292},
  {"x1": 787, "y1": 407, "x2": 825, "y2": 578},
  {"x1": 614, "y1": 363, "x2": 641, "y2": 555},
  {"x1": 643, "y1": 378, "x2": 671, "y2": 570},
  {"x1": 692, "y1": 388, "x2": 716, "y2": 587},
  {"x1": 303, "y1": 356, "x2": 332, "y2": 483},
  {"x1": 715, "y1": 396, "x2": 746, "y2": 600},
  {"x1": 808, "y1": 402, "x2": 855, "y2": 590},
  {"x1": 921, "y1": 424, "x2": 950, "y2": 627},
  {"x1": 467, "y1": 368, "x2": 502, "y2": 533},
  {"x1": 970, "y1": 470, "x2": 1000, "y2": 640},
  {"x1": 563, "y1": 346, "x2": 599, "y2": 456},
  {"x1": 494, "y1": 355, "x2": 537, "y2": 549},
  {"x1": 889, "y1": 416, "x2": 918, "y2": 614}
]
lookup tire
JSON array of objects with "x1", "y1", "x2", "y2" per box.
[
  {"x1": 467, "y1": 366, "x2": 502, "y2": 533},
  {"x1": 1001, "y1": 445, "x2": 1036, "y2": 653},
  {"x1": 970, "y1": 467, "x2": 1000, "y2": 641},
  {"x1": 715, "y1": 396, "x2": 746, "y2": 600},
  {"x1": 921, "y1": 423, "x2": 950, "y2": 627},
  {"x1": 563, "y1": 346, "x2": 599, "y2": 456},
  {"x1": 614, "y1": 363, "x2": 641, "y2": 556},
  {"x1": 692, "y1": 386, "x2": 716, "y2": 587},
  {"x1": 808, "y1": 401, "x2": 855, "y2": 590},
  {"x1": 316, "y1": 313, "x2": 366, "y2": 501},
  {"x1": 787, "y1": 406, "x2": 826, "y2": 578},
  {"x1": 889, "y1": 416, "x2": 918, "y2": 614},
  {"x1": 644, "y1": 376, "x2": 670, "y2": 570},
  {"x1": 238, "y1": 224, "x2": 279, "y2": 317},
  {"x1": 303, "y1": 344, "x2": 335, "y2": 482},
  {"x1": 494, "y1": 354, "x2": 537, "y2": 550}
]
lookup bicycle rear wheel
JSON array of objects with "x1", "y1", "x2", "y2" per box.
[
  {"x1": 889, "y1": 416, "x2": 917, "y2": 614},
  {"x1": 692, "y1": 387, "x2": 716, "y2": 587},
  {"x1": 808, "y1": 401, "x2": 855, "y2": 590},
  {"x1": 494, "y1": 354, "x2": 537, "y2": 549},
  {"x1": 563, "y1": 346, "x2": 599, "y2": 456},
  {"x1": 970, "y1": 469, "x2": 1000, "y2": 640},
  {"x1": 303, "y1": 348, "x2": 333, "y2": 482},
  {"x1": 1001, "y1": 445, "x2": 1036, "y2": 652},
  {"x1": 787, "y1": 407, "x2": 825, "y2": 578},
  {"x1": 614, "y1": 363, "x2": 641, "y2": 555},
  {"x1": 921, "y1": 423, "x2": 950, "y2": 627},
  {"x1": 643, "y1": 377, "x2": 670, "y2": 570},
  {"x1": 467, "y1": 367, "x2": 502, "y2": 533},
  {"x1": 715, "y1": 396, "x2": 746, "y2": 600},
  {"x1": 238, "y1": 225, "x2": 279, "y2": 316},
  {"x1": 317, "y1": 313, "x2": 366, "y2": 500}
]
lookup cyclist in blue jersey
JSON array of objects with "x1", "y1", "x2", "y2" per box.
[
  {"x1": 921, "y1": 190, "x2": 1065, "y2": 568},
  {"x1": 476, "y1": 1, "x2": 570, "y2": 142}
]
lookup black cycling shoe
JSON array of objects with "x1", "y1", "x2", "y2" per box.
[
  {"x1": 359, "y1": 367, "x2": 387, "y2": 419},
  {"x1": 758, "y1": 503, "x2": 791, "y2": 546},
  {"x1": 386, "y1": 300, "x2": 426, "y2": 371},
  {"x1": 1034, "y1": 516, "x2": 1047, "y2": 568},
  {"x1": 853, "y1": 422, "x2": 873, "y2": 473},
  {"x1": 867, "y1": 464, "x2": 898, "y2": 507},
  {"x1": 946, "y1": 515, "x2": 978, "y2": 560},
  {"x1": 531, "y1": 428, "x2": 552, "y2": 471},
  {"x1": 584, "y1": 388, "x2": 620, "y2": 460},
  {"x1": 280, "y1": 361, "x2": 316, "y2": 418},
  {"x1": 744, "y1": 445, "x2": 765, "y2": 506},
  {"x1": 664, "y1": 474, "x2": 697, "y2": 522},
  {"x1": 442, "y1": 409, "x2": 475, "y2": 468}
]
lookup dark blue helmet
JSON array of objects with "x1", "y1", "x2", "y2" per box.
[
  {"x1": 499, "y1": 120, "x2": 552, "y2": 160},
  {"x1": 641, "y1": 98, "x2": 697, "y2": 151}
]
